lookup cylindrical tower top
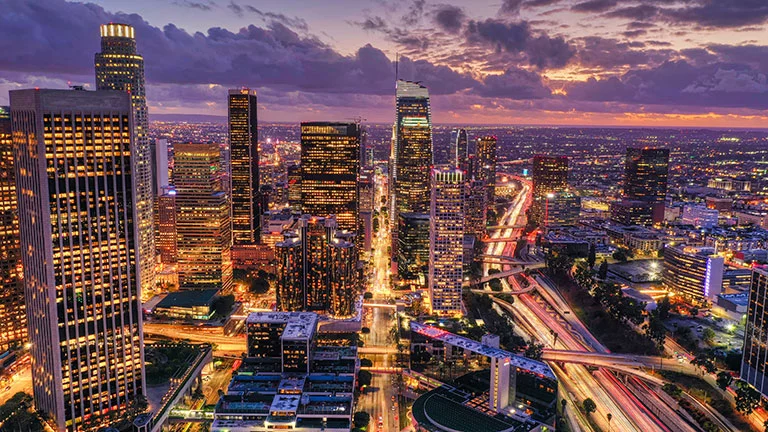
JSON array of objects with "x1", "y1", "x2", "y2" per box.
[{"x1": 100, "y1": 23, "x2": 135, "y2": 39}]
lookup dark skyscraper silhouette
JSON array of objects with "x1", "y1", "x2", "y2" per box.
[
  {"x1": 624, "y1": 147, "x2": 670, "y2": 223},
  {"x1": 228, "y1": 89, "x2": 260, "y2": 244}
]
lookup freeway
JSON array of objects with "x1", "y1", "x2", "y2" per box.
[{"x1": 484, "y1": 175, "x2": 693, "y2": 432}]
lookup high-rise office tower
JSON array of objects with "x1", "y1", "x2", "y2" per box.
[
  {"x1": 157, "y1": 188, "x2": 177, "y2": 264},
  {"x1": 452, "y1": 128, "x2": 469, "y2": 171},
  {"x1": 475, "y1": 135, "x2": 498, "y2": 203},
  {"x1": 624, "y1": 147, "x2": 670, "y2": 224},
  {"x1": 429, "y1": 167, "x2": 464, "y2": 315},
  {"x1": 228, "y1": 89, "x2": 260, "y2": 244},
  {"x1": 741, "y1": 267, "x2": 768, "y2": 398},
  {"x1": 531, "y1": 156, "x2": 569, "y2": 225},
  {"x1": 300, "y1": 122, "x2": 360, "y2": 233},
  {"x1": 275, "y1": 215, "x2": 358, "y2": 318},
  {"x1": 464, "y1": 179, "x2": 488, "y2": 238},
  {"x1": 391, "y1": 80, "x2": 433, "y2": 265},
  {"x1": 154, "y1": 138, "x2": 169, "y2": 193},
  {"x1": 10, "y1": 89, "x2": 145, "y2": 430},
  {"x1": 532, "y1": 156, "x2": 568, "y2": 198},
  {"x1": 95, "y1": 22, "x2": 155, "y2": 299},
  {"x1": 174, "y1": 143, "x2": 233, "y2": 293},
  {"x1": 287, "y1": 163, "x2": 302, "y2": 210},
  {"x1": 396, "y1": 213, "x2": 431, "y2": 286},
  {"x1": 0, "y1": 106, "x2": 26, "y2": 353}
]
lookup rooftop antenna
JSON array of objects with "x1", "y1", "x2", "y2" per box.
[{"x1": 395, "y1": 51, "x2": 399, "y2": 82}]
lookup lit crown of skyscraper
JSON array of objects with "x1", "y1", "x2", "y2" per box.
[{"x1": 396, "y1": 80, "x2": 429, "y2": 98}]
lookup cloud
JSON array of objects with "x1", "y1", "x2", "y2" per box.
[
  {"x1": 566, "y1": 60, "x2": 768, "y2": 109},
  {"x1": 571, "y1": 0, "x2": 618, "y2": 13},
  {"x1": 606, "y1": 5, "x2": 659, "y2": 21},
  {"x1": 665, "y1": 0, "x2": 768, "y2": 28},
  {"x1": 465, "y1": 19, "x2": 575, "y2": 69},
  {"x1": 226, "y1": 1, "x2": 308, "y2": 31},
  {"x1": 433, "y1": 4, "x2": 465, "y2": 33},
  {"x1": 473, "y1": 68, "x2": 551, "y2": 99},
  {"x1": 173, "y1": 0, "x2": 215, "y2": 11},
  {"x1": 499, "y1": 0, "x2": 525, "y2": 15}
]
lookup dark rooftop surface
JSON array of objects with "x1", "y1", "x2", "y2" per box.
[{"x1": 156, "y1": 289, "x2": 218, "y2": 308}]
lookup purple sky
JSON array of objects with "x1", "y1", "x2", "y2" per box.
[{"x1": 2, "y1": 0, "x2": 768, "y2": 127}]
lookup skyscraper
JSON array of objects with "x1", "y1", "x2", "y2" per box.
[
  {"x1": 0, "y1": 106, "x2": 26, "y2": 353},
  {"x1": 275, "y1": 215, "x2": 358, "y2": 318},
  {"x1": 157, "y1": 188, "x2": 178, "y2": 265},
  {"x1": 463, "y1": 179, "x2": 488, "y2": 238},
  {"x1": 11, "y1": 89, "x2": 145, "y2": 430},
  {"x1": 429, "y1": 167, "x2": 464, "y2": 315},
  {"x1": 300, "y1": 122, "x2": 360, "y2": 233},
  {"x1": 741, "y1": 267, "x2": 768, "y2": 398},
  {"x1": 624, "y1": 147, "x2": 670, "y2": 224},
  {"x1": 228, "y1": 89, "x2": 260, "y2": 244},
  {"x1": 287, "y1": 163, "x2": 302, "y2": 210},
  {"x1": 174, "y1": 143, "x2": 233, "y2": 293},
  {"x1": 95, "y1": 22, "x2": 155, "y2": 299},
  {"x1": 397, "y1": 213, "x2": 431, "y2": 286},
  {"x1": 531, "y1": 156, "x2": 569, "y2": 225},
  {"x1": 452, "y1": 128, "x2": 469, "y2": 171},
  {"x1": 391, "y1": 80, "x2": 433, "y2": 266},
  {"x1": 475, "y1": 135, "x2": 498, "y2": 203}
]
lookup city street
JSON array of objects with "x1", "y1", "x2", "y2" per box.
[{"x1": 357, "y1": 171, "x2": 400, "y2": 432}]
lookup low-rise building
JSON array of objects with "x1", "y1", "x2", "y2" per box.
[
  {"x1": 153, "y1": 289, "x2": 219, "y2": 320},
  {"x1": 212, "y1": 312, "x2": 357, "y2": 432},
  {"x1": 681, "y1": 205, "x2": 719, "y2": 229},
  {"x1": 663, "y1": 246, "x2": 724, "y2": 305}
]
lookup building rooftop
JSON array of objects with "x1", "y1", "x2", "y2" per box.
[
  {"x1": 410, "y1": 322, "x2": 556, "y2": 380},
  {"x1": 718, "y1": 292, "x2": 749, "y2": 307},
  {"x1": 155, "y1": 289, "x2": 218, "y2": 309},
  {"x1": 247, "y1": 311, "x2": 319, "y2": 342}
]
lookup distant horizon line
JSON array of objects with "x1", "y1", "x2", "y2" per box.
[{"x1": 150, "y1": 113, "x2": 768, "y2": 132}]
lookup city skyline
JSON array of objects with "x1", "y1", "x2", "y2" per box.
[{"x1": 1, "y1": 0, "x2": 768, "y2": 127}]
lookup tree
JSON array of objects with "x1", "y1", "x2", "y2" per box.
[
  {"x1": 357, "y1": 370, "x2": 373, "y2": 388},
  {"x1": 606, "y1": 413, "x2": 612, "y2": 425},
  {"x1": 524, "y1": 342, "x2": 544, "y2": 360},
  {"x1": 598, "y1": 260, "x2": 608, "y2": 279},
  {"x1": 690, "y1": 306, "x2": 699, "y2": 317},
  {"x1": 361, "y1": 327, "x2": 370, "y2": 334},
  {"x1": 249, "y1": 276, "x2": 269, "y2": 294},
  {"x1": 363, "y1": 292, "x2": 373, "y2": 300},
  {"x1": 360, "y1": 358, "x2": 373, "y2": 368},
  {"x1": 735, "y1": 380, "x2": 761, "y2": 414},
  {"x1": 582, "y1": 398, "x2": 597, "y2": 415},
  {"x1": 645, "y1": 312, "x2": 667, "y2": 347},
  {"x1": 212, "y1": 294, "x2": 235, "y2": 317},
  {"x1": 612, "y1": 249, "x2": 627, "y2": 262},
  {"x1": 716, "y1": 371, "x2": 733, "y2": 390},
  {"x1": 588, "y1": 243, "x2": 596, "y2": 268},
  {"x1": 657, "y1": 295, "x2": 671, "y2": 320},
  {"x1": 561, "y1": 399, "x2": 567, "y2": 413},
  {"x1": 353, "y1": 411, "x2": 371, "y2": 428},
  {"x1": 763, "y1": 418, "x2": 768, "y2": 432},
  {"x1": 489, "y1": 279, "x2": 503, "y2": 292},
  {"x1": 691, "y1": 352, "x2": 717, "y2": 374},
  {"x1": 702, "y1": 328, "x2": 716, "y2": 345}
]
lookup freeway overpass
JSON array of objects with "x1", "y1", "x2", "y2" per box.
[
  {"x1": 359, "y1": 346, "x2": 399, "y2": 355},
  {"x1": 541, "y1": 349, "x2": 699, "y2": 375},
  {"x1": 485, "y1": 224, "x2": 525, "y2": 230},
  {"x1": 475, "y1": 263, "x2": 545, "y2": 284}
]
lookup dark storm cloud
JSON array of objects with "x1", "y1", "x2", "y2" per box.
[
  {"x1": 566, "y1": 60, "x2": 768, "y2": 109},
  {"x1": 473, "y1": 68, "x2": 551, "y2": 99},
  {"x1": 433, "y1": 4, "x2": 466, "y2": 33},
  {"x1": 0, "y1": 0, "x2": 476, "y2": 96},
  {"x1": 664, "y1": 0, "x2": 768, "y2": 28},
  {"x1": 358, "y1": 16, "x2": 388, "y2": 31},
  {"x1": 465, "y1": 19, "x2": 575, "y2": 69},
  {"x1": 571, "y1": 0, "x2": 618, "y2": 13}
]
